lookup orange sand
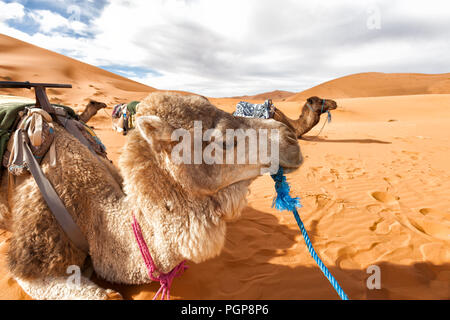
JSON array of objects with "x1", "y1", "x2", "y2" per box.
[{"x1": 0, "y1": 34, "x2": 449, "y2": 300}]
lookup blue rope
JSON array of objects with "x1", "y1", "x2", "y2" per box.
[
  {"x1": 321, "y1": 99, "x2": 332, "y2": 123},
  {"x1": 271, "y1": 167, "x2": 349, "y2": 300}
]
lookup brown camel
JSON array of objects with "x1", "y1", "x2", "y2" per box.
[
  {"x1": 78, "y1": 100, "x2": 107, "y2": 123},
  {"x1": 0, "y1": 92, "x2": 302, "y2": 299},
  {"x1": 273, "y1": 96, "x2": 337, "y2": 138}
]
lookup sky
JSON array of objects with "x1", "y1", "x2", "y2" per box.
[{"x1": 0, "y1": 0, "x2": 449, "y2": 97}]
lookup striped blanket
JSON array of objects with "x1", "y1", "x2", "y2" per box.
[{"x1": 233, "y1": 99, "x2": 275, "y2": 119}]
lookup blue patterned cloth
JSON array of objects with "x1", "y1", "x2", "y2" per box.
[{"x1": 233, "y1": 99, "x2": 275, "y2": 119}]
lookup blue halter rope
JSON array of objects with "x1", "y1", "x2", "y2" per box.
[{"x1": 271, "y1": 167, "x2": 349, "y2": 300}]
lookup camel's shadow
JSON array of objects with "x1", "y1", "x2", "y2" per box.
[
  {"x1": 301, "y1": 137, "x2": 392, "y2": 144},
  {"x1": 97, "y1": 207, "x2": 449, "y2": 300}
]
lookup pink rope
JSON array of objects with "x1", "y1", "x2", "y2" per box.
[{"x1": 132, "y1": 215, "x2": 188, "y2": 300}]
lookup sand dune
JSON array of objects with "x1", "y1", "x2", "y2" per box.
[
  {"x1": 0, "y1": 33, "x2": 155, "y2": 108},
  {"x1": 0, "y1": 35, "x2": 449, "y2": 300},
  {"x1": 287, "y1": 72, "x2": 450, "y2": 102}
]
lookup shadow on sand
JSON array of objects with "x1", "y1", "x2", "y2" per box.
[
  {"x1": 301, "y1": 136, "x2": 392, "y2": 144},
  {"x1": 99, "y1": 207, "x2": 449, "y2": 300}
]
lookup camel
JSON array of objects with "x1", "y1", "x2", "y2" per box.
[
  {"x1": 78, "y1": 100, "x2": 107, "y2": 123},
  {"x1": 0, "y1": 92, "x2": 302, "y2": 300},
  {"x1": 272, "y1": 96, "x2": 337, "y2": 138}
]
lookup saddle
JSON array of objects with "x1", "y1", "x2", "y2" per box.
[
  {"x1": 2, "y1": 107, "x2": 56, "y2": 175},
  {"x1": 2, "y1": 106, "x2": 107, "y2": 175},
  {"x1": 112, "y1": 101, "x2": 139, "y2": 135},
  {"x1": 0, "y1": 81, "x2": 108, "y2": 254}
]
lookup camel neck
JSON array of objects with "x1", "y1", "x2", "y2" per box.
[
  {"x1": 115, "y1": 132, "x2": 237, "y2": 277},
  {"x1": 290, "y1": 106, "x2": 319, "y2": 137}
]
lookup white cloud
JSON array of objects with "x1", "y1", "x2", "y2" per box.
[
  {"x1": 0, "y1": 1, "x2": 25, "y2": 22},
  {"x1": 28, "y1": 9, "x2": 88, "y2": 35},
  {"x1": 1, "y1": 0, "x2": 450, "y2": 96}
]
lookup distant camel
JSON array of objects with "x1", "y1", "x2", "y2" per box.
[
  {"x1": 273, "y1": 96, "x2": 337, "y2": 138},
  {"x1": 79, "y1": 100, "x2": 107, "y2": 123}
]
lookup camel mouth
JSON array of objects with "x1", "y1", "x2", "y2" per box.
[
  {"x1": 329, "y1": 105, "x2": 338, "y2": 111},
  {"x1": 328, "y1": 101, "x2": 338, "y2": 111},
  {"x1": 279, "y1": 142, "x2": 303, "y2": 171},
  {"x1": 279, "y1": 153, "x2": 303, "y2": 168},
  {"x1": 281, "y1": 165, "x2": 301, "y2": 174}
]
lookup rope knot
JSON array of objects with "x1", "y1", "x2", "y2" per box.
[
  {"x1": 154, "y1": 261, "x2": 189, "y2": 300},
  {"x1": 132, "y1": 215, "x2": 189, "y2": 300},
  {"x1": 271, "y1": 167, "x2": 302, "y2": 212}
]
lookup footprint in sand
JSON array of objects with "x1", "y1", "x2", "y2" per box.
[
  {"x1": 370, "y1": 191, "x2": 399, "y2": 204},
  {"x1": 329, "y1": 168, "x2": 340, "y2": 180},
  {"x1": 401, "y1": 150, "x2": 420, "y2": 161},
  {"x1": 408, "y1": 210, "x2": 450, "y2": 241},
  {"x1": 306, "y1": 166, "x2": 323, "y2": 181},
  {"x1": 47, "y1": 88, "x2": 62, "y2": 95},
  {"x1": 366, "y1": 204, "x2": 383, "y2": 214},
  {"x1": 419, "y1": 208, "x2": 449, "y2": 220},
  {"x1": 345, "y1": 167, "x2": 366, "y2": 179},
  {"x1": 383, "y1": 175, "x2": 402, "y2": 185}
]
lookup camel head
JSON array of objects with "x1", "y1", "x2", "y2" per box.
[
  {"x1": 87, "y1": 100, "x2": 107, "y2": 111},
  {"x1": 79, "y1": 100, "x2": 108, "y2": 123},
  {"x1": 303, "y1": 96, "x2": 337, "y2": 115},
  {"x1": 122, "y1": 93, "x2": 302, "y2": 200}
]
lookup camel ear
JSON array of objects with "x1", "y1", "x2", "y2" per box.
[{"x1": 136, "y1": 115, "x2": 173, "y2": 146}]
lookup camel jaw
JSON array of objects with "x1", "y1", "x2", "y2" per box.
[
  {"x1": 327, "y1": 100, "x2": 338, "y2": 111},
  {"x1": 219, "y1": 177, "x2": 254, "y2": 193},
  {"x1": 281, "y1": 166, "x2": 300, "y2": 174}
]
